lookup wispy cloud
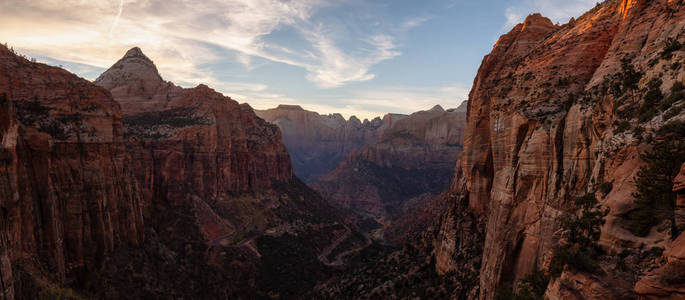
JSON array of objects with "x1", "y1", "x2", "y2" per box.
[
  {"x1": 504, "y1": 0, "x2": 597, "y2": 28},
  {"x1": 0, "y1": 0, "x2": 413, "y2": 89}
]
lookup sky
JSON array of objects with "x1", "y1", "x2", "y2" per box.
[{"x1": 0, "y1": 0, "x2": 598, "y2": 120}]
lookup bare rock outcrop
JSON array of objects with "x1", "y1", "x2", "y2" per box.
[{"x1": 434, "y1": 1, "x2": 685, "y2": 299}]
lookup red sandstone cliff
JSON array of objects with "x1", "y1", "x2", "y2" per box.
[
  {"x1": 434, "y1": 1, "x2": 685, "y2": 299},
  {"x1": 0, "y1": 46, "x2": 362, "y2": 299},
  {"x1": 0, "y1": 45, "x2": 145, "y2": 299},
  {"x1": 94, "y1": 47, "x2": 292, "y2": 201},
  {"x1": 255, "y1": 105, "x2": 402, "y2": 182}
]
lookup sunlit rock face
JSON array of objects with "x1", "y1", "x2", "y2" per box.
[
  {"x1": 255, "y1": 105, "x2": 397, "y2": 182},
  {"x1": 433, "y1": 1, "x2": 685, "y2": 299}
]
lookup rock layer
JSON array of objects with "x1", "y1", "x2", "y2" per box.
[
  {"x1": 255, "y1": 105, "x2": 400, "y2": 182},
  {"x1": 312, "y1": 104, "x2": 466, "y2": 236},
  {"x1": 0, "y1": 46, "x2": 355, "y2": 299},
  {"x1": 434, "y1": 1, "x2": 685, "y2": 299},
  {"x1": 95, "y1": 50, "x2": 293, "y2": 199},
  {"x1": 0, "y1": 45, "x2": 148, "y2": 300}
]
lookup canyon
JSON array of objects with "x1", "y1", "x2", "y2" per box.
[
  {"x1": 0, "y1": 45, "x2": 367, "y2": 299},
  {"x1": 2, "y1": 0, "x2": 685, "y2": 299},
  {"x1": 255, "y1": 105, "x2": 401, "y2": 182},
  {"x1": 258, "y1": 102, "x2": 467, "y2": 245}
]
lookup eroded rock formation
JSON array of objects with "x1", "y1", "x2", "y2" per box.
[
  {"x1": 0, "y1": 45, "x2": 364, "y2": 299},
  {"x1": 255, "y1": 105, "x2": 400, "y2": 182},
  {"x1": 0, "y1": 45, "x2": 145, "y2": 297},
  {"x1": 312, "y1": 104, "x2": 466, "y2": 242},
  {"x1": 434, "y1": 1, "x2": 685, "y2": 299}
]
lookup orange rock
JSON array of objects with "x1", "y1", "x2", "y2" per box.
[{"x1": 434, "y1": 1, "x2": 685, "y2": 299}]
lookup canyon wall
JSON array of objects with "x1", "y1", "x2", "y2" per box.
[
  {"x1": 435, "y1": 1, "x2": 685, "y2": 299},
  {"x1": 94, "y1": 47, "x2": 293, "y2": 202},
  {"x1": 256, "y1": 105, "x2": 404, "y2": 182},
  {"x1": 0, "y1": 45, "x2": 358, "y2": 299},
  {"x1": 312, "y1": 104, "x2": 466, "y2": 242},
  {"x1": 0, "y1": 45, "x2": 146, "y2": 297}
]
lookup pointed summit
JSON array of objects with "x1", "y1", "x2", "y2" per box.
[
  {"x1": 455, "y1": 101, "x2": 468, "y2": 112},
  {"x1": 429, "y1": 105, "x2": 445, "y2": 112},
  {"x1": 124, "y1": 46, "x2": 145, "y2": 58},
  {"x1": 94, "y1": 47, "x2": 163, "y2": 96}
]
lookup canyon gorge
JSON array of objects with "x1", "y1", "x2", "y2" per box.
[{"x1": 1, "y1": 0, "x2": 685, "y2": 299}]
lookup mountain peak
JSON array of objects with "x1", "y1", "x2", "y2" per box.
[
  {"x1": 521, "y1": 13, "x2": 554, "y2": 31},
  {"x1": 276, "y1": 104, "x2": 304, "y2": 110},
  {"x1": 429, "y1": 105, "x2": 445, "y2": 112},
  {"x1": 124, "y1": 46, "x2": 146, "y2": 59},
  {"x1": 455, "y1": 101, "x2": 468, "y2": 112},
  {"x1": 94, "y1": 47, "x2": 163, "y2": 95}
]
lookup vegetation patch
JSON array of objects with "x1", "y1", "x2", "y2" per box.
[
  {"x1": 598, "y1": 182, "x2": 613, "y2": 196},
  {"x1": 638, "y1": 78, "x2": 663, "y2": 122},
  {"x1": 625, "y1": 120, "x2": 685, "y2": 237},
  {"x1": 14, "y1": 98, "x2": 76, "y2": 140},
  {"x1": 661, "y1": 38, "x2": 682, "y2": 60},
  {"x1": 549, "y1": 193, "x2": 607, "y2": 278},
  {"x1": 609, "y1": 59, "x2": 642, "y2": 98},
  {"x1": 660, "y1": 261, "x2": 685, "y2": 285},
  {"x1": 495, "y1": 269, "x2": 550, "y2": 300},
  {"x1": 123, "y1": 107, "x2": 212, "y2": 139},
  {"x1": 123, "y1": 107, "x2": 211, "y2": 128}
]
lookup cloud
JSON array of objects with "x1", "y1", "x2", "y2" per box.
[
  {"x1": 0, "y1": 0, "x2": 418, "y2": 90},
  {"x1": 504, "y1": 0, "x2": 597, "y2": 28},
  {"x1": 0, "y1": 0, "x2": 453, "y2": 120}
]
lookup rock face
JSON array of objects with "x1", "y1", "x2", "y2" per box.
[
  {"x1": 312, "y1": 104, "x2": 466, "y2": 238},
  {"x1": 255, "y1": 105, "x2": 401, "y2": 182},
  {"x1": 0, "y1": 44, "x2": 145, "y2": 299},
  {"x1": 94, "y1": 47, "x2": 292, "y2": 199},
  {"x1": 0, "y1": 46, "x2": 362, "y2": 299},
  {"x1": 634, "y1": 163, "x2": 685, "y2": 299},
  {"x1": 434, "y1": 1, "x2": 685, "y2": 299}
]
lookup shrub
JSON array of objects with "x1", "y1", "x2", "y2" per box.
[
  {"x1": 660, "y1": 261, "x2": 685, "y2": 285},
  {"x1": 638, "y1": 78, "x2": 663, "y2": 122},
  {"x1": 598, "y1": 182, "x2": 613, "y2": 195},
  {"x1": 661, "y1": 38, "x2": 682, "y2": 59},
  {"x1": 626, "y1": 121, "x2": 685, "y2": 237},
  {"x1": 614, "y1": 120, "x2": 631, "y2": 133},
  {"x1": 664, "y1": 106, "x2": 682, "y2": 120},
  {"x1": 657, "y1": 120, "x2": 685, "y2": 136},
  {"x1": 620, "y1": 60, "x2": 642, "y2": 92},
  {"x1": 494, "y1": 269, "x2": 550, "y2": 300},
  {"x1": 550, "y1": 193, "x2": 607, "y2": 278},
  {"x1": 123, "y1": 107, "x2": 211, "y2": 128}
]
